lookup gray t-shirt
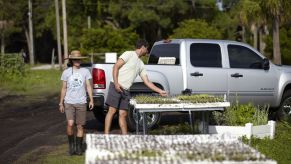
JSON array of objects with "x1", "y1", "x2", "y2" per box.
[{"x1": 61, "y1": 67, "x2": 92, "y2": 104}]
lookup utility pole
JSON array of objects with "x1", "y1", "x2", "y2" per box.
[
  {"x1": 55, "y1": 0, "x2": 62, "y2": 70},
  {"x1": 62, "y1": 0, "x2": 68, "y2": 67},
  {"x1": 28, "y1": 0, "x2": 35, "y2": 65},
  {"x1": 88, "y1": 16, "x2": 91, "y2": 29}
]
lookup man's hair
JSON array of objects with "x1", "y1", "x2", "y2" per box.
[{"x1": 135, "y1": 39, "x2": 149, "y2": 49}]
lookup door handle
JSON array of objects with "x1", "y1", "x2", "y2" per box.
[
  {"x1": 191, "y1": 72, "x2": 203, "y2": 76},
  {"x1": 231, "y1": 73, "x2": 243, "y2": 78}
]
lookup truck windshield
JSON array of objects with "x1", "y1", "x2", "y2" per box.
[{"x1": 148, "y1": 44, "x2": 180, "y2": 65}]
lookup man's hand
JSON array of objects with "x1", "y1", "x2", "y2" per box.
[
  {"x1": 89, "y1": 100, "x2": 94, "y2": 110},
  {"x1": 159, "y1": 90, "x2": 168, "y2": 97},
  {"x1": 59, "y1": 104, "x2": 65, "y2": 113},
  {"x1": 114, "y1": 83, "x2": 123, "y2": 93}
]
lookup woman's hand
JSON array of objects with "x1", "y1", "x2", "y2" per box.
[
  {"x1": 59, "y1": 104, "x2": 65, "y2": 113},
  {"x1": 89, "y1": 100, "x2": 94, "y2": 110}
]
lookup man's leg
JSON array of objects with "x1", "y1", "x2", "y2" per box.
[
  {"x1": 104, "y1": 106, "x2": 117, "y2": 134},
  {"x1": 119, "y1": 110, "x2": 128, "y2": 134}
]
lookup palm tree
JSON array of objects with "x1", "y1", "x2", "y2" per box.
[
  {"x1": 231, "y1": 0, "x2": 264, "y2": 49},
  {"x1": 260, "y1": 0, "x2": 291, "y2": 65}
]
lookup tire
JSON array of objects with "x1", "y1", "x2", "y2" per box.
[
  {"x1": 127, "y1": 104, "x2": 161, "y2": 131},
  {"x1": 92, "y1": 107, "x2": 106, "y2": 125},
  {"x1": 277, "y1": 90, "x2": 291, "y2": 121}
]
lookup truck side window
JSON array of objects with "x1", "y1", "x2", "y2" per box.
[
  {"x1": 228, "y1": 45, "x2": 263, "y2": 69},
  {"x1": 148, "y1": 44, "x2": 180, "y2": 65},
  {"x1": 190, "y1": 43, "x2": 222, "y2": 67}
]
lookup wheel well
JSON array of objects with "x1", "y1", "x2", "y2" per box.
[{"x1": 283, "y1": 84, "x2": 291, "y2": 98}]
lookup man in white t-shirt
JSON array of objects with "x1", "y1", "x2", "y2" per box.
[{"x1": 105, "y1": 39, "x2": 167, "y2": 134}]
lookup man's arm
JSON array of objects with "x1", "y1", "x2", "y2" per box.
[
  {"x1": 112, "y1": 58, "x2": 125, "y2": 92},
  {"x1": 59, "y1": 81, "x2": 67, "y2": 113},
  {"x1": 141, "y1": 75, "x2": 167, "y2": 96},
  {"x1": 86, "y1": 79, "x2": 94, "y2": 110}
]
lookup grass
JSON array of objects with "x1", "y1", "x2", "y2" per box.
[
  {"x1": 15, "y1": 144, "x2": 84, "y2": 164},
  {"x1": 243, "y1": 121, "x2": 291, "y2": 164},
  {"x1": 38, "y1": 144, "x2": 84, "y2": 164},
  {"x1": 0, "y1": 69, "x2": 62, "y2": 96}
]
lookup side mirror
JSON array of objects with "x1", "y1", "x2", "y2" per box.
[{"x1": 262, "y1": 58, "x2": 270, "y2": 70}]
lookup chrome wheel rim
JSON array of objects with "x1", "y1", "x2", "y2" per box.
[
  {"x1": 132, "y1": 108, "x2": 157, "y2": 127},
  {"x1": 281, "y1": 97, "x2": 291, "y2": 116}
]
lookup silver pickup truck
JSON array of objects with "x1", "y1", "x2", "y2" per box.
[{"x1": 91, "y1": 39, "x2": 291, "y2": 130}]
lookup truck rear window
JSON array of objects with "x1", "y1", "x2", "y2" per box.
[
  {"x1": 148, "y1": 44, "x2": 180, "y2": 65},
  {"x1": 190, "y1": 43, "x2": 222, "y2": 67}
]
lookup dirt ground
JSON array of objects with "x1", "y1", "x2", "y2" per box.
[
  {"x1": 0, "y1": 93, "x2": 102, "y2": 163},
  {"x1": 0, "y1": 92, "x2": 190, "y2": 163}
]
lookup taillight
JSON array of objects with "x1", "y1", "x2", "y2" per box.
[{"x1": 92, "y1": 68, "x2": 106, "y2": 89}]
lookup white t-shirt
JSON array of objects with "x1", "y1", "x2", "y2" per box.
[
  {"x1": 61, "y1": 67, "x2": 92, "y2": 104},
  {"x1": 115, "y1": 51, "x2": 147, "y2": 89}
]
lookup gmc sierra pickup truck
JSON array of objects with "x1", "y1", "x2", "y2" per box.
[{"x1": 91, "y1": 39, "x2": 291, "y2": 130}]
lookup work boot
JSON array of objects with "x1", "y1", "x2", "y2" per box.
[
  {"x1": 76, "y1": 137, "x2": 83, "y2": 155},
  {"x1": 68, "y1": 135, "x2": 75, "y2": 156}
]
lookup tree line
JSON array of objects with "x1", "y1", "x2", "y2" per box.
[{"x1": 0, "y1": 0, "x2": 291, "y2": 65}]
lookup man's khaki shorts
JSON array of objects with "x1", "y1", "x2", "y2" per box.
[{"x1": 64, "y1": 103, "x2": 87, "y2": 125}]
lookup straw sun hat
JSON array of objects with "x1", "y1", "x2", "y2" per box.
[{"x1": 66, "y1": 50, "x2": 87, "y2": 60}]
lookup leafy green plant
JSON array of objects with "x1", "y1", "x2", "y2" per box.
[
  {"x1": 0, "y1": 53, "x2": 26, "y2": 80},
  {"x1": 212, "y1": 103, "x2": 269, "y2": 126},
  {"x1": 133, "y1": 94, "x2": 224, "y2": 104},
  {"x1": 133, "y1": 95, "x2": 178, "y2": 104},
  {"x1": 177, "y1": 94, "x2": 224, "y2": 103}
]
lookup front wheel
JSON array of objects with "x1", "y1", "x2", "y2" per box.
[
  {"x1": 127, "y1": 105, "x2": 161, "y2": 131},
  {"x1": 277, "y1": 90, "x2": 291, "y2": 121}
]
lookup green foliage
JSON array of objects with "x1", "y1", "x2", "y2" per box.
[
  {"x1": 212, "y1": 103, "x2": 269, "y2": 126},
  {"x1": 243, "y1": 121, "x2": 291, "y2": 163},
  {"x1": 0, "y1": 69, "x2": 61, "y2": 96},
  {"x1": 231, "y1": 0, "x2": 263, "y2": 26},
  {"x1": 80, "y1": 26, "x2": 138, "y2": 55},
  {"x1": 16, "y1": 144, "x2": 85, "y2": 164},
  {"x1": 212, "y1": 12, "x2": 238, "y2": 40},
  {"x1": 133, "y1": 94, "x2": 224, "y2": 104},
  {"x1": 264, "y1": 26, "x2": 291, "y2": 65},
  {"x1": 133, "y1": 95, "x2": 178, "y2": 104},
  {"x1": 177, "y1": 94, "x2": 224, "y2": 103},
  {"x1": 0, "y1": 54, "x2": 26, "y2": 79},
  {"x1": 108, "y1": 0, "x2": 190, "y2": 40},
  {"x1": 170, "y1": 19, "x2": 222, "y2": 39}
]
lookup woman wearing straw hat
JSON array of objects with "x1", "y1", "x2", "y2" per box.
[{"x1": 59, "y1": 50, "x2": 94, "y2": 156}]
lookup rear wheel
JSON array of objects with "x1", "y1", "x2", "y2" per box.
[
  {"x1": 277, "y1": 90, "x2": 291, "y2": 121},
  {"x1": 127, "y1": 105, "x2": 161, "y2": 131}
]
